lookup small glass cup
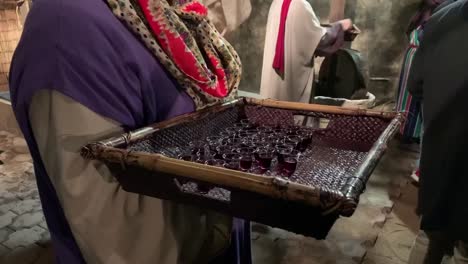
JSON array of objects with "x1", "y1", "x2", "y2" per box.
[
  {"x1": 223, "y1": 153, "x2": 241, "y2": 161},
  {"x1": 255, "y1": 140, "x2": 276, "y2": 150},
  {"x1": 259, "y1": 134, "x2": 278, "y2": 145},
  {"x1": 287, "y1": 135, "x2": 302, "y2": 142},
  {"x1": 239, "y1": 141, "x2": 257, "y2": 149},
  {"x1": 236, "y1": 147, "x2": 256, "y2": 155},
  {"x1": 284, "y1": 136, "x2": 301, "y2": 150},
  {"x1": 276, "y1": 148, "x2": 293, "y2": 166},
  {"x1": 297, "y1": 130, "x2": 314, "y2": 151},
  {"x1": 273, "y1": 131, "x2": 287, "y2": 141},
  {"x1": 276, "y1": 144, "x2": 294, "y2": 153},
  {"x1": 239, "y1": 154, "x2": 254, "y2": 172},
  {"x1": 257, "y1": 150, "x2": 274, "y2": 171},
  {"x1": 252, "y1": 147, "x2": 261, "y2": 162},
  {"x1": 288, "y1": 150, "x2": 301, "y2": 158},
  {"x1": 295, "y1": 135, "x2": 310, "y2": 152},
  {"x1": 222, "y1": 152, "x2": 241, "y2": 170},
  {"x1": 282, "y1": 156, "x2": 298, "y2": 177}
]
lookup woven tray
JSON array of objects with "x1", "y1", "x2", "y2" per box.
[{"x1": 81, "y1": 98, "x2": 403, "y2": 239}]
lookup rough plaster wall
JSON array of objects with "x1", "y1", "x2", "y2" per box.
[
  {"x1": 226, "y1": 0, "x2": 421, "y2": 103},
  {"x1": 352, "y1": 0, "x2": 421, "y2": 103},
  {"x1": 0, "y1": 3, "x2": 22, "y2": 91}
]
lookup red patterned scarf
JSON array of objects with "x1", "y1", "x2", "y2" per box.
[{"x1": 108, "y1": 0, "x2": 242, "y2": 109}]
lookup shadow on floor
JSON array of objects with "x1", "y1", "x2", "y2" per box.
[{"x1": 0, "y1": 242, "x2": 53, "y2": 264}]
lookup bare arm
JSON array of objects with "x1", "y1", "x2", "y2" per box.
[{"x1": 329, "y1": 0, "x2": 346, "y2": 23}]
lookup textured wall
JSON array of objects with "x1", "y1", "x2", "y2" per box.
[
  {"x1": 226, "y1": 0, "x2": 421, "y2": 103},
  {"x1": 351, "y1": 0, "x2": 420, "y2": 103},
  {"x1": 0, "y1": 4, "x2": 22, "y2": 92},
  {"x1": 0, "y1": 1, "x2": 31, "y2": 92}
]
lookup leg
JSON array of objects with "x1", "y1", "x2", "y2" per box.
[{"x1": 409, "y1": 231, "x2": 454, "y2": 264}]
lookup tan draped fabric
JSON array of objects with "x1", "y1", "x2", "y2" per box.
[
  {"x1": 260, "y1": 0, "x2": 326, "y2": 103},
  {"x1": 29, "y1": 90, "x2": 231, "y2": 264}
]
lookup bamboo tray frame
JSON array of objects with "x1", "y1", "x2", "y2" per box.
[{"x1": 81, "y1": 98, "x2": 403, "y2": 238}]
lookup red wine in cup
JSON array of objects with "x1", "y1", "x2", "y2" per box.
[
  {"x1": 283, "y1": 157, "x2": 298, "y2": 177},
  {"x1": 258, "y1": 153, "x2": 273, "y2": 170},
  {"x1": 240, "y1": 155, "x2": 253, "y2": 171}
]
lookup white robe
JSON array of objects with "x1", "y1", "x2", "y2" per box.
[{"x1": 260, "y1": 0, "x2": 326, "y2": 103}]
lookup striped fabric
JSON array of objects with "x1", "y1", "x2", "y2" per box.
[{"x1": 396, "y1": 27, "x2": 423, "y2": 142}]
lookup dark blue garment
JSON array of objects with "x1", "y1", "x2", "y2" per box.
[
  {"x1": 408, "y1": 0, "x2": 468, "y2": 241},
  {"x1": 9, "y1": 0, "x2": 250, "y2": 262}
]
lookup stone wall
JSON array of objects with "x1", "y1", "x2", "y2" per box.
[
  {"x1": 0, "y1": 2, "x2": 22, "y2": 92},
  {"x1": 226, "y1": 0, "x2": 421, "y2": 103}
]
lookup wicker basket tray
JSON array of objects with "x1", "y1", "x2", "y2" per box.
[{"x1": 81, "y1": 98, "x2": 403, "y2": 239}]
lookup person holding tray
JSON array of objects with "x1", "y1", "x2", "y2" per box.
[
  {"x1": 9, "y1": 0, "x2": 251, "y2": 263},
  {"x1": 406, "y1": 0, "x2": 468, "y2": 263},
  {"x1": 260, "y1": 0, "x2": 354, "y2": 103}
]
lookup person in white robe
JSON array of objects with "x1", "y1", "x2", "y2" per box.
[{"x1": 260, "y1": 0, "x2": 353, "y2": 103}]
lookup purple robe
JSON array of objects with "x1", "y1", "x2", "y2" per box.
[{"x1": 9, "y1": 0, "x2": 251, "y2": 263}]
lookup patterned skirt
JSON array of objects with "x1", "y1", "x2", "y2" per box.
[{"x1": 396, "y1": 29, "x2": 423, "y2": 142}]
